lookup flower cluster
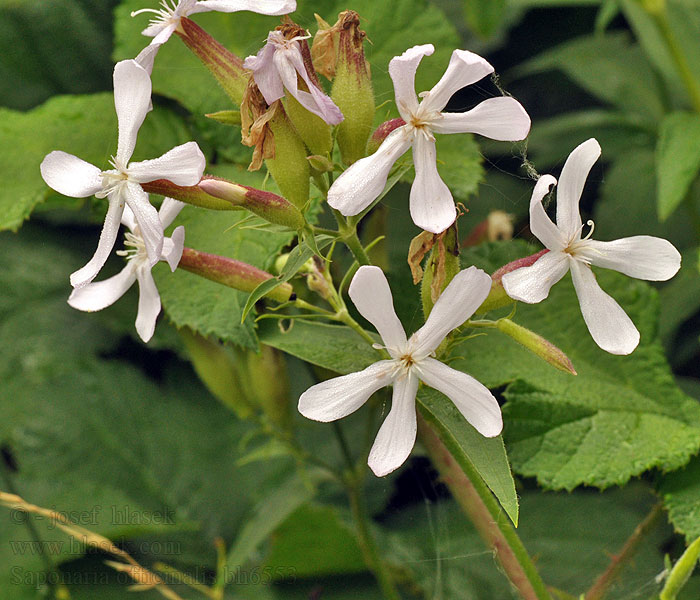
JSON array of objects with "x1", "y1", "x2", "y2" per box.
[{"x1": 39, "y1": 0, "x2": 681, "y2": 477}]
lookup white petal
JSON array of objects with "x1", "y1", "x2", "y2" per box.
[
  {"x1": 411, "y1": 266, "x2": 492, "y2": 356},
  {"x1": 409, "y1": 134, "x2": 455, "y2": 233},
  {"x1": 431, "y1": 97, "x2": 531, "y2": 141},
  {"x1": 579, "y1": 236, "x2": 681, "y2": 281},
  {"x1": 158, "y1": 197, "x2": 185, "y2": 228},
  {"x1": 529, "y1": 175, "x2": 566, "y2": 250},
  {"x1": 68, "y1": 263, "x2": 137, "y2": 312},
  {"x1": 162, "y1": 226, "x2": 185, "y2": 271},
  {"x1": 298, "y1": 361, "x2": 395, "y2": 422},
  {"x1": 121, "y1": 204, "x2": 137, "y2": 231},
  {"x1": 570, "y1": 260, "x2": 639, "y2": 355},
  {"x1": 128, "y1": 142, "x2": 205, "y2": 186},
  {"x1": 422, "y1": 49, "x2": 493, "y2": 113},
  {"x1": 418, "y1": 358, "x2": 502, "y2": 437},
  {"x1": 70, "y1": 197, "x2": 125, "y2": 288},
  {"x1": 135, "y1": 43, "x2": 161, "y2": 76},
  {"x1": 135, "y1": 268, "x2": 162, "y2": 343},
  {"x1": 113, "y1": 60, "x2": 152, "y2": 166},
  {"x1": 556, "y1": 138, "x2": 600, "y2": 242},
  {"x1": 196, "y1": 0, "x2": 296, "y2": 15},
  {"x1": 246, "y1": 42, "x2": 284, "y2": 105},
  {"x1": 368, "y1": 372, "x2": 419, "y2": 477},
  {"x1": 388, "y1": 44, "x2": 434, "y2": 122},
  {"x1": 327, "y1": 127, "x2": 411, "y2": 216},
  {"x1": 151, "y1": 23, "x2": 179, "y2": 45},
  {"x1": 501, "y1": 251, "x2": 570, "y2": 304},
  {"x1": 125, "y1": 182, "x2": 163, "y2": 266},
  {"x1": 348, "y1": 266, "x2": 407, "y2": 354},
  {"x1": 40, "y1": 151, "x2": 102, "y2": 198}
]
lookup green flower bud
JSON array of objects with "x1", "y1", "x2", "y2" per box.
[{"x1": 205, "y1": 110, "x2": 242, "y2": 126}]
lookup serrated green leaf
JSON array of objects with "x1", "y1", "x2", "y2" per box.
[
  {"x1": 659, "y1": 456, "x2": 700, "y2": 542},
  {"x1": 517, "y1": 32, "x2": 665, "y2": 122},
  {"x1": 155, "y1": 202, "x2": 294, "y2": 348},
  {"x1": 418, "y1": 389, "x2": 518, "y2": 526},
  {"x1": 657, "y1": 112, "x2": 700, "y2": 221},
  {"x1": 458, "y1": 242, "x2": 700, "y2": 491}
]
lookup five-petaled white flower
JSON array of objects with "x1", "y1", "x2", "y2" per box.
[
  {"x1": 501, "y1": 138, "x2": 681, "y2": 355},
  {"x1": 327, "y1": 44, "x2": 531, "y2": 234},
  {"x1": 40, "y1": 59, "x2": 205, "y2": 289},
  {"x1": 131, "y1": 0, "x2": 296, "y2": 46},
  {"x1": 68, "y1": 198, "x2": 185, "y2": 343},
  {"x1": 243, "y1": 30, "x2": 344, "y2": 125},
  {"x1": 299, "y1": 265, "x2": 502, "y2": 477}
]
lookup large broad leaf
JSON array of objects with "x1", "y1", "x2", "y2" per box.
[
  {"x1": 0, "y1": 93, "x2": 193, "y2": 231},
  {"x1": 459, "y1": 241, "x2": 700, "y2": 491},
  {"x1": 516, "y1": 32, "x2": 665, "y2": 122},
  {"x1": 656, "y1": 112, "x2": 700, "y2": 221},
  {"x1": 659, "y1": 456, "x2": 700, "y2": 542},
  {"x1": 257, "y1": 319, "x2": 519, "y2": 523},
  {"x1": 0, "y1": 0, "x2": 115, "y2": 110}
]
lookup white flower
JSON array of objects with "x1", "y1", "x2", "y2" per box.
[
  {"x1": 40, "y1": 59, "x2": 205, "y2": 289},
  {"x1": 327, "y1": 44, "x2": 531, "y2": 234},
  {"x1": 243, "y1": 30, "x2": 343, "y2": 125},
  {"x1": 131, "y1": 0, "x2": 296, "y2": 46},
  {"x1": 298, "y1": 265, "x2": 502, "y2": 477},
  {"x1": 68, "y1": 198, "x2": 185, "y2": 343},
  {"x1": 501, "y1": 138, "x2": 681, "y2": 355}
]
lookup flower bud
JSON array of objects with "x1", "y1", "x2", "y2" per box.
[
  {"x1": 278, "y1": 23, "x2": 334, "y2": 155},
  {"x1": 141, "y1": 179, "x2": 234, "y2": 211},
  {"x1": 366, "y1": 118, "x2": 406, "y2": 155},
  {"x1": 331, "y1": 11, "x2": 375, "y2": 165},
  {"x1": 178, "y1": 17, "x2": 248, "y2": 105},
  {"x1": 179, "y1": 247, "x2": 294, "y2": 303},
  {"x1": 306, "y1": 154, "x2": 334, "y2": 172},
  {"x1": 198, "y1": 176, "x2": 305, "y2": 230},
  {"x1": 476, "y1": 249, "x2": 548, "y2": 314},
  {"x1": 496, "y1": 318, "x2": 577, "y2": 375},
  {"x1": 205, "y1": 110, "x2": 242, "y2": 126},
  {"x1": 462, "y1": 210, "x2": 514, "y2": 247},
  {"x1": 420, "y1": 225, "x2": 460, "y2": 318}
]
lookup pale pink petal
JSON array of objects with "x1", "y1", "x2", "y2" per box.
[
  {"x1": 529, "y1": 175, "x2": 566, "y2": 251},
  {"x1": 579, "y1": 236, "x2": 681, "y2": 281},
  {"x1": 287, "y1": 48, "x2": 343, "y2": 124},
  {"x1": 113, "y1": 60, "x2": 152, "y2": 166},
  {"x1": 70, "y1": 197, "x2": 125, "y2": 288},
  {"x1": 556, "y1": 138, "x2": 600, "y2": 242},
  {"x1": 68, "y1": 263, "x2": 137, "y2": 312},
  {"x1": 135, "y1": 268, "x2": 162, "y2": 343},
  {"x1": 348, "y1": 266, "x2": 407, "y2": 355},
  {"x1": 389, "y1": 44, "x2": 434, "y2": 122},
  {"x1": 411, "y1": 266, "x2": 492, "y2": 357},
  {"x1": 418, "y1": 358, "x2": 502, "y2": 437},
  {"x1": 422, "y1": 49, "x2": 494, "y2": 113},
  {"x1": 196, "y1": 0, "x2": 296, "y2": 14},
  {"x1": 409, "y1": 134, "x2": 455, "y2": 234},
  {"x1": 327, "y1": 127, "x2": 411, "y2": 215},
  {"x1": 125, "y1": 181, "x2": 163, "y2": 266},
  {"x1": 570, "y1": 260, "x2": 639, "y2": 355},
  {"x1": 431, "y1": 97, "x2": 531, "y2": 141},
  {"x1": 158, "y1": 197, "x2": 186, "y2": 229},
  {"x1": 162, "y1": 226, "x2": 185, "y2": 271},
  {"x1": 368, "y1": 372, "x2": 419, "y2": 477},
  {"x1": 501, "y1": 250, "x2": 570, "y2": 304},
  {"x1": 298, "y1": 361, "x2": 395, "y2": 422},
  {"x1": 245, "y1": 42, "x2": 284, "y2": 105},
  {"x1": 40, "y1": 151, "x2": 102, "y2": 198},
  {"x1": 127, "y1": 142, "x2": 205, "y2": 186}
]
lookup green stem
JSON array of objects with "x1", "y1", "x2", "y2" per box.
[
  {"x1": 585, "y1": 502, "x2": 663, "y2": 600},
  {"x1": 345, "y1": 474, "x2": 401, "y2": 600},
  {"x1": 652, "y1": 8, "x2": 700, "y2": 113},
  {"x1": 418, "y1": 415, "x2": 552, "y2": 600},
  {"x1": 333, "y1": 209, "x2": 372, "y2": 266}
]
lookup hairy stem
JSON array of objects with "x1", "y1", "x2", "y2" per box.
[
  {"x1": 585, "y1": 501, "x2": 663, "y2": 600},
  {"x1": 417, "y1": 415, "x2": 552, "y2": 600}
]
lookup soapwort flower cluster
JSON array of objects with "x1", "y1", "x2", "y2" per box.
[{"x1": 39, "y1": 0, "x2": 681, "y2": 476}]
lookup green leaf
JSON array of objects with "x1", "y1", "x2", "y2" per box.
[
  {"x1": 657, "y1": 112, "x2": 700, "y2": 220},
  {"x1": 464, "y1": 0, "x2": 506, "y2": 38},
  {"x1": 418, "y1": 389, "x2": 518, "y2": 526},
  {"x1": 154, "y1": 199, "x2": 294, "y2": 348},
  {"x1": 659, "y1": 456, "x2": 700, "y2": 542},
  {"x1": 459, "y1": 242, "x2": 700, "y2": 491},
  {"x1": 517, "y1": 32, "x2": 665, "y2": 122},
  {"x1": 434, "y1": 133, "x2": 484, "y2": 202}
]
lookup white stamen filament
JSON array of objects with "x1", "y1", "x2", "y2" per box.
[{"x1": 116, "y1": 231, "x2": 147, "y2": 264}]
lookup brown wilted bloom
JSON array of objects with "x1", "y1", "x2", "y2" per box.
[
  {"x1": 311, "y1": 13, "x2": 337, "y2": 79},
  {"x1": 240, "y1": 78, "x2": 279, "y2": 171}
]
